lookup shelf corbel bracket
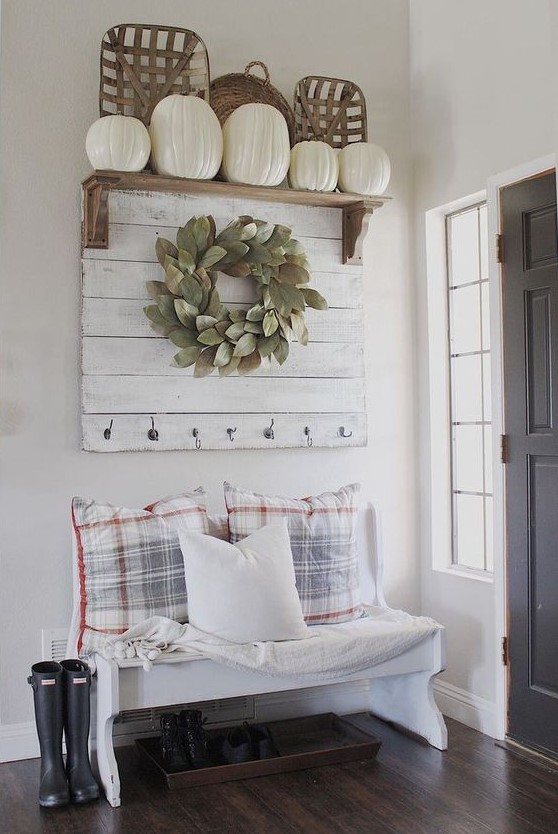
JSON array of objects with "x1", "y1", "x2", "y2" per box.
[
  {"x1": 342, "y1": 201, "x2": 377, "y2": 265},
  {"x1": 82, "y1": 172, "x2": 121, "y2": 249}
]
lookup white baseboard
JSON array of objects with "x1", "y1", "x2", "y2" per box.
[
  {"x1": 0, "y1": 722, "x2": 39, "y2": 763},
  {"x1": 434, "y1": 680, "x2": 496, "y2": 737}
]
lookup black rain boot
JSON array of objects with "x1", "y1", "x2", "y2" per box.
[
  {"x1": 61, "y1": 660, "x2": 100, "y2": 803},
  {"x1": 178, "y1": 709, "x2": 211, "y2": 769},
  {"x1": 27, "y1": 662, "x2": 70, "y2": 808}
]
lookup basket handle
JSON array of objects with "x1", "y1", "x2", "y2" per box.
[{"x1": 244, "y1": 61, "x2": 270, "y2": 86}]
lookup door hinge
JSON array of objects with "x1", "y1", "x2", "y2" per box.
[
  {"x1": 496, "y1": 233, "x2": 504, "y2": 264},
  {"x1": 501, "y1": 636, "x2": 508, "y2": 666},
  {"x1": 500, "y1": 433, "x2": 509, "y2": 464}
]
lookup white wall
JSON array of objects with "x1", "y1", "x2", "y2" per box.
[
  {"x1": 0, "y1": 0, "x2": 414, "y2": 737},
  {"x1": 410, "y1": 0, "x2": 555, "y2": 720}
]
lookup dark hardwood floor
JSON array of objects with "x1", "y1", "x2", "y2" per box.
[{"x1": 1, "y1": 716, "x2": 557, "y2": 834}]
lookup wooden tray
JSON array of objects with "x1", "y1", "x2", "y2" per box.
[{"x1": 136, "y1": 713, "x2": 381, "y2": 789}]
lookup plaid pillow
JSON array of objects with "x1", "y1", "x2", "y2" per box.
[
  {"x1": 224, "y1": 483, "x2": 361, "y2": 625},
  {"x1": 72, "y1": 490, "x2": 209, "y2": 654}
]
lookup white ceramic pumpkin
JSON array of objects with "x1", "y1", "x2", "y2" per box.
[
  {"x1": 222, "y1": 103, "x2": 290, "y2": 187},
  {"x1": 337, "y1": 142, "x2": 391, "y2": 196},
  {"x1": 149, "y1": 95, "x2": 223, "y2": 179},
  {"x1": 288, "y1": 141, "x2": 338, "y2": 192},
  {"x1": 85, "y1": 115, "x2": 151, "y2": 172}
]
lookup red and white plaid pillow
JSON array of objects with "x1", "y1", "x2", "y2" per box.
[
  {"x1": 224, "y1": 482, "x2": 361, "y2": 625},
  {"x1": 72, "y1": 490, "x2": 209, "y2": 654}
]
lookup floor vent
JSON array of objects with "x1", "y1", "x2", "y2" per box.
[
  {"x1": 41, "y1": 628, "x2": 69, "y2": 663},
  {"x1": 119, "y1": 696, "x2": 255, "y2": 729}
]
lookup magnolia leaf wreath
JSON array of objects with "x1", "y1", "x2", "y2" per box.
[{"x1": 143, "y1": 215, "x2": 328, "y2": 377}]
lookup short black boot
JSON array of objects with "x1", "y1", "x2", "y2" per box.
[
  {"x1": 27, "y1": 662, "x2": 70, "y2": 808},
  {"x1": 178, "y1": 709, "x2": 211, "y2": 769},
  {"x1": 160, "y1": 712, "x2": 189, "y2": 771},
  {"x1": 61, "y1": 660, "x2": 100, "y2": 803}
]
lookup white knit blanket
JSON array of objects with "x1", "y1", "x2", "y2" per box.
[{"x1": 97, "y1": 606, "x2": 441, "y2": 680}]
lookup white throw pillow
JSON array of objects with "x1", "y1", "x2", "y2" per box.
[{"x1": 179, "y1": 520, "x2": 309, "y2": 643}]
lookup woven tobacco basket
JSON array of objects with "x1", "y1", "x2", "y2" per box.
[
  {"x1": 99, "y1": 24, "x2": 210, "y2": 126},
  {"x1": 293, "y1": 76, "x2": 368, "y2": 148},
  {"x1": 210, "y1": 61, "x2": 294, "y2": 145}
]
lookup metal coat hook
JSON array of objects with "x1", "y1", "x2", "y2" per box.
[
  {"x1": 103, "y1": 419, "x2": 113, "y2": 441},
  {"x1": 227, "y1": 427, "x2": 237, "y2": 442},
  {"x1": 304, "y1": 426, "x2": 313, "y2": 447},
  {"x1": 263, "y1": 418, "x2": 275, "y2": 440},
  {"x1": 192, "y1": 428, "x2": 201, "y2": 450},
  {"x1": 147, "y1": 417, "x2": 159, "y2": 441},
  {"x1": 338, "y1": 426, "x2": 353, "y2": 439}
]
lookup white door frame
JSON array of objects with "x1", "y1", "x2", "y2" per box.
[{"x1": 487, "y1": 153, "x2": 556, "y2": 741}]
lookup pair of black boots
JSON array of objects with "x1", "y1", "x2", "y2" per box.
[
  {"x1": 28, "y1": 660, "x2": 100, "y2": 808},
  {"x1": 160, "y1": 709, "x2": 211, "y2": 771},
  {"x1": 160, "y1": 711, "x2": 280, "y2": 772},
  {"x1": 221, "y1": 722, "x2": 280, "y2": 764}
]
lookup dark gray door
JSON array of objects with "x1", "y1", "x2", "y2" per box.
[{"x1": 502, "y1": 170, "x2": 558, "y2": 756}]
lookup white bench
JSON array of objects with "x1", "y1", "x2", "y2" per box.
[{"x1": 73, "y1": 506, "x2": 447, "y2": 808}]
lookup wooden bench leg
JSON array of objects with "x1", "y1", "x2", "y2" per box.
[{"x1": 94, "y1": 655, "x2": 121, "y2": 807}]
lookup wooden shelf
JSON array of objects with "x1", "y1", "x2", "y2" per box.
[{"x1": 82, "y1": 171, "x2": 388, "y2": 264}]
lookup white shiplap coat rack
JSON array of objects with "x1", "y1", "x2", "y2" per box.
[{"x1": 81, "y1": 174, "x2": 384, "y2": 452}]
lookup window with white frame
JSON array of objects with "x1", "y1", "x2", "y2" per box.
[
  {"x1": 426, "y1": 195, "x2": 493, "y2": 578},
  {"x1": 446, "y1": 203, "x2": 493, "y2": 572}
]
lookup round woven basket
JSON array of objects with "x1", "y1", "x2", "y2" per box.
[{"x1": 210, "y1": 61, "x2": 294, "y2": 145}]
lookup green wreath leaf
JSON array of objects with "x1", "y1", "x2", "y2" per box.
[
  {"x1": 194, "y1": 346, "x2": 219, "y2": 377},
  {"x1": 238, "y1": 351, "x2": 261, "y2": 375},
  {"x1": 258, "y1": 332, "x2": 280, "y2": 357},
  {"x1": 181, "y1": 274, "x2": 204, "y2": 308},
  {"x1": 266, "y1": 225, "x2": 292, "y2": 249},
  {"x1": 177, "y1": 249, "x2": 195, "y2": 275},
  {"x1": 255, "y1": 222, "x2": 275, "y2": 244},
  {"x1": 146, "y1": 281, "x2": 171, "y2": 300},
  {"x1": 263, "y1": 310, "x2": 279, "y2": 337},
  {"x1": 229, "y1": 309, "x2": 247, "y2": 323},
  {"x1": 274, "y1": 337, "x2": 289, "y2": 365},
  {"x1": 245, "y1": 241, "x2": 273, "y2": 265},
  {"x1": 176, "y1": 227, "x2": 197, "y2": 259},
  {"x1": 165, "y1": 264, "x2": 184, "y2": 295},
  {"x1": 196, "y1": 315, "x2": 218, "y2": 332},
  {"x1": 233, "y1": 333, "x2": 257, "y2": 357},
  {"x1": 200, "y1": 245, "x2": 227, "y2": 269},
  {"x1": 173, "y1": 346, "x2": 201, "y2": 368},
  {"x1": 197, "y1": 327, "x2": 224, "y2": 346},
  {"x1": 158, "y1": 295, "x2": 181, "y2": 324},
  {"x1": 174, "y1": 298, "x2": 198, "y2": 327},
  {"x1": 195, "y1": 267, "x2": 212, "y2": 290},
  {"x1": 290, "y1": 311, "x2": 309, "y2": 346},
  {"x1": 225, "y1": 321, "x2": 247, "y2": 342},
  {"x1": 192, "y1": 216, "x2": 211, "y2": 253},
  {"x1": 221, "y1": 259, "x2": 251, "y2": 279},
  {"x1": 246, "y1": 304, "x2": 265, "y2": 322},
  {"x1": 269, "y1": 279, "x2": 305, "y2": 317},
  {"x1": 278, "y1": 263, "x2": 310, "y2": 285},
  {"x1": 244, "y1": 321, "x2": 264, "y2": 335},
  {"x1": 144, "y1": 304, "x2": 173, "y2": 335},
  {"x1": 156, "y1": 237, "x2": 178, "y2": 267},
  {"x1": 168, "y1": 328, "x2": 200, "y2": 348},
  {"x1": 216, "y1": 241, "x2": 250, "y2": 267},
  {"x1": 301, "y1": 287, "x2": 328, "y2": 310},
  {"x1": 219, "y1": 356, "x2": 241, "y2": 376},
  {"x1": 214, "y1": 341, "x2": 234, "y2": 367}
]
